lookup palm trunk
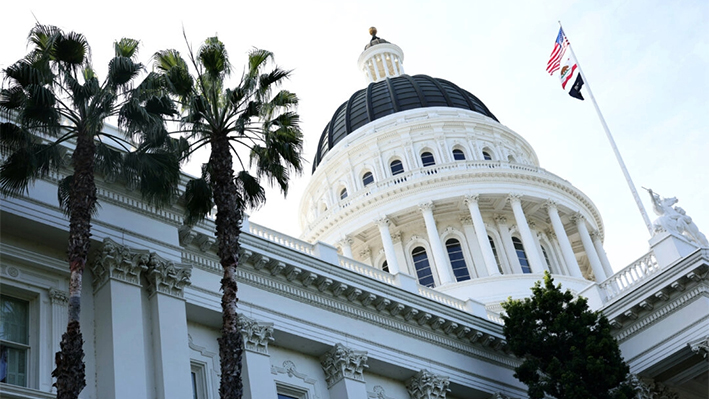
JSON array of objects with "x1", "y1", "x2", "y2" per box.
[
  {"x1": 210, "y1": 134, "x2": 245, "y2": 399},
  {"x1": 53, "y1": 132, "x2": 94, "y2": 398}
]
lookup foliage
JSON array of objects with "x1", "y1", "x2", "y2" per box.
[
  {"x1": 0, "y1": 24, "x2": 183, "y2": 399},
  {"x1": 501, "y1": 272, "x2": 634, "y2": 399},
  {"x1": 152, "y1": 36, "x2": 303, "y2": 399}
]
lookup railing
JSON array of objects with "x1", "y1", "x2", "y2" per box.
[
  {"x1": 417, "y1": 285, "x2": 468, "y2": 312},
  {"x1": 486, "y1": 311, "x2": 505, "y2": 325},
  {"x1": 339, "y1": 257, "x2": 396, "y2": 285},
  {"x1": 598, "y1": 251, "x2": 658, "y2": 302},
  {"x1": 248, "y1": 223, "x2": 314, "y2": 256}
]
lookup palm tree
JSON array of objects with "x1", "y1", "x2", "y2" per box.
[
  {"x1": 152, "y1": 37, "x2": 303, "y2": 398},
  {"x1": 0, "y1": 24, "x2": 184, "y2": 399}
]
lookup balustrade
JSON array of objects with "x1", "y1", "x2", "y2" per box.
[{"x1": 598, "y1": 251, "x2": 658, "y2": 302}]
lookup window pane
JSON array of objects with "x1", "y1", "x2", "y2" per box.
[
  {"x1": 421, "y1": 152, "x2": 435, "y2": 167},
  {"x1": 278, "y1": 395, "x2": 299, "y2": 399},
  {"x1": 452, "y1": 149, "x2": 465, "y2": 160},
  {"x1": 340, "y1": 188, "x2": 347, "y2": 200},
  {"x1": 512, "y1": 237, "x2": 531, "y2": 273},
  {"x1": 446, "y1": 239, "x2": 470, "y2": 282},
  {"x1": 482, "y1": 151, "x2": 492, "y2": 161},
  {"x1": 1, "y1": 345, "x2": 27, "y2": 387},
  {"x1": 0, "y1": 296, "x2": 29, "y2": 344},
  {"x1": 390, "y1": 160, "x2": 404, "y2": 175},
  {"x1": 412, "y1": 247, "x2": 435, "y2": 287},
  {"x1": 362, "y1": 172, "x2": 374, "y2": 186},
  {"x1": 381, "y1": 260, "x2": 389, "y2": 273}
]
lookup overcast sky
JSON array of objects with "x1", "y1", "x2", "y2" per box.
[{"x1": 2, "y1": 0, "x2": 707, "y2": 271}]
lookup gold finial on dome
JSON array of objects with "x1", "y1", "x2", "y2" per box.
[{"x1": 369, "y1": 27, "x2": 377, "y2": 37}]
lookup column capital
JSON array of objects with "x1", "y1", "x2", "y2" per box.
[
  {"x1": 418, "y1": 201, "x2": 435, "y2": 212},
  {"x1": 406, "y1": 369, "x2": 450, "y2": 399},
  {"x1": 145, "y1": 253, "x2": 192, "y2": 298},
  {"x1": 374, "y1": 217, "x2": 391, "y2": 228},
  {"x1": 463, "y1": 194, "x2": 480, "y2": 205},
  {"x1": 589, "y1": 230, "x2": 602, "y2": 241},
  {"x1": 544, "y1": 199, "x2": 558, "y2": 210},
  {"x1": 320, "y1": 343, "x2": 369, "y2": 388},
  {"x1": 689, "y1": 336, "x2": 709, "y2": 359},
  {"x1": 494, "y1": 215, "x2": 508, "y2": 225},
  {"x1": 238, "y1": 314, "x2": 274, "y2": 355},
  {"x1": 507, "y1": 193, "x2": 523, "y2": 204},
  {"x1": 545, "y1": 228, "x2": 557, "y2": 239},
  {"x1": 338, "y1": 236, "x2": 354, "y2": 247},
  {"x1": 91, "y1": 238, "x2": 151, "y2": 291},
  {"x1": 571, "y1": 212, "x2": 586, "y2": 224},
  {"x1": 49, "y1": 288, "x2": 69, "y2": 305},
  {"x1": 459, "y1": 215, "x2": 473, "y2": 225}
]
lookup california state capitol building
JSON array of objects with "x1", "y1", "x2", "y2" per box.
[{"x1": 1, "y1": 28, "x2": 707, "y2": 399}]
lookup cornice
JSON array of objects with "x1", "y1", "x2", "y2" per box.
[{"x1": 182, "y1": 234, "x2": 518, "y2": 369}]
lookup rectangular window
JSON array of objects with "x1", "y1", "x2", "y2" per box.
[
  {"x1": 191, "y1": 362, "x2": 208, "y2": 399},
  {"x1": 276, "y1": 382, "x2": 308, "y2": 399},
  {"x1": 0, "y1": 295, "x2": 30, "y2": 387}
]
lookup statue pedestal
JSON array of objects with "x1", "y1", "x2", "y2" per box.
[{"x1": 649, "y1": 231, "x2": 698, "y2": 268}]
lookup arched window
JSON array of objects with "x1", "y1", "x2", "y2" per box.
[
  {"x1": 446, "y1": 239, "x2": 471, "y2": 282},
  {"x1": 421, "y1": 152, "x2": 435, "y2": 167},
  {"x1": 339, "y1": 188, "x2": 348, "y2": 200},
  {"x1": 482, "y1": 150, "x2": 492, "y2": 161},
  {"x1": 412, "y1": 246, "x2": 435, "y2": 287},
  {"x1": 362, "y1": 171, "x2": 374, "y2": 186},
  {"x1": 512, "y1": 237, "x2": 531, "y2": 273},
  {"x1": 452, "y1": 149, "x2": 466, "y2": 160},
  {"x1": 488, "y1": 235, "x2": 503, "y2": 274},
  {"x1": 381, "y1": 260, "x2": 389, "y2": 273},
  {"x1": 507, "y1": 155, "x2": 516, "y2": 163},
  {"x1": 390, "y1": 160, "x2": 404, "y2": 175}
]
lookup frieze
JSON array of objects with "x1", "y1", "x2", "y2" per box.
[{"x1": 320, "y1": 343, "x2": 369, "y2": 388}]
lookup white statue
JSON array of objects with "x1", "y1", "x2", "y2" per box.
[{"x1": 647, "y1": 189, "x2": 709, "y2": 247}]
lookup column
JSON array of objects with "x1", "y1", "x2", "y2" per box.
[
  {"x1": 90, "y1": 238, "x2": 150, "y2": 399},
  {"x1": 529, "y1": 222, "x2": 549, "y2": 272},
  {"x1": 545, "y1": 229, "x2": 569, "y2": 275},
  {"x1": 145, "y1": 254, "x2": 193, "y2": 399},
  {"x1": 545, "y1": 201, "x2": 583, "y2": 278},
  {"x1": 419, "y1": 202, "x2": 455, "y2": 284},
  {"x1": 320, "y1": 343, "x2": 369, "y2": 399},
  {"x1": 239, "y1": 315, "x2": 278, "y2": 399},
  {"x1": 338, "y1": 236, "x2": 354, "y2": 258},
  {"x1": 495, "y1": 216, "x2": 520, "y2": 274},
  {"x1": 375, "y1": 217, "x2": 401, "y2": 275},
  {"x1": 573, "y1": 213, "x2": 606, "y2": 282},
  {"x1": 391, "y1": 231, "x2": 410, "y2": 275},
  {"x1": 406, "y1": 369, "x2": 450, "y2": 399},
  {"x1": 460, "y1": 216, "x2": 487, "y2": 277},
  {"x1": 591, "y1": 231, "x2": 614, "y2": 277},
  {"x1": 508, "y1": 194, "x2": 545, "y2": 273},
  {"x1": 464, "y1": 195, "x2": 500, "y2": 276}
]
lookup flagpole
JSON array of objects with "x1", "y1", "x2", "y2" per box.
[{"x1": 559, "y1": 21, "x2": 654, "y2": 236}]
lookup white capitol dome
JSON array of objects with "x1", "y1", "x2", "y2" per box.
[{"x1": 298, "y1": 30, "x2": 612, "y2": 309}]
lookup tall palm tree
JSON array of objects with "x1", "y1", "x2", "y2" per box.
[
  {"x1": 0, "y1": 24, "x2": 184, "y2": 399},
  {"x1": 153, "y1": 37, "x2": 303, "y2": 398}
]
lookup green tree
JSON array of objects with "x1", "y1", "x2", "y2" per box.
[
  {"x1": 501, "y1": 272, "x2": 634, "y2": 399},
  {"x1": 0, "y1": 24, "x2": 183, "y2": 398},
  {"x1": 152, "y1": 38, "x2": 303, "y2": 398}
]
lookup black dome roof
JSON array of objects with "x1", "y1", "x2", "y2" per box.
[{"x1": 312, "y1": 74, "x2": 498, "y2": 172}]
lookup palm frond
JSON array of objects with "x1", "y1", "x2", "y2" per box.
[
  {"x1": 123, "y1": 150, "x2": 180, "y2": 207},
  {"x1": 94, "y1": 142, "x2": 123, "y2": 181},
  {"x1": 3, "y1": 59, "x2": 52, "y2": 87},
  {"x1": 0, "y1": 87, "x2": 28, "y2": 115},
  {"x1": 235, "y1": 170, "x2": 265, "y2": 210},
  {"x1": 0, "y1": 142, "x2": 66, "y2": 196},
  {"x1": 198, "y1": 37, "x2": 230, "y2": 80},
  {"x1": 0, "y1": 123, "x2": 34, "y2": 154},
  {"x1": 107, "y1": 56, "x2": 143, "y2": 88},
  {"x1": 114, "y1": 38, "x2": 140, "y2": 59},
  {"x1": 183, "y1": 175, "x2": 213, "y2": 226},
  {"x1": 53, "y1": 30, "x2": 90, "y2": 67}
]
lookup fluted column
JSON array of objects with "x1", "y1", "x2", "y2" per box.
[
  {"x1": 339, "y1": 236, "x2": 354, "y2": 258},
  {"x1": 419, "y1": 202, "x2": 455, "y2": 284},
  {"x1": 591, "y1": 231, "x2": 614, "y2": 277},
  {"x1": 495, "y1": 216, "x2": 520, "y2": 274},
  {"x1": 460, "y1": 216, "x2": 487, "y2": 277},
  {"x1": 375, "y1": 217, "x2": 401, "y2": 275},
  {"x1": 573, "y1": 213, "x2": 606, "y2": 281},
  {"x1": 508, "y1": 194, "x2": 545, "y2": 273},
  {"x1": 464, "y1": 195, "x2": 500, "y2": 276},
  {"x1": 529, "y1": 222, "x2": 550, "y2": 272},
  {"x1": 545, "y1": 201, "x2": 583, "y2": 278}
]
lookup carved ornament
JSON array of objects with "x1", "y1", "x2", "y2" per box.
[
  {"x1": 91, "y1": 238, "x2": 151, "y2": 291},
  {"x1": 406, "y1": 369, "x2": 450, "y2": 399},
  {"x1": 238, "y1": 314, "x2": 274, "y2": 354},
  {"x1": 145, "y1": 253, "x2": 192, "y2": 298},
  {"x1": 320, "y1": 343, "x2": 369, "y2": 388}
]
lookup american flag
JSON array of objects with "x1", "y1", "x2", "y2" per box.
[{"x1": 546, "y1": 28, "x2": 569, "y2": 75}]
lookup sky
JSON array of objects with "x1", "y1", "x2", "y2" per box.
[{"x1": 2, "y1": 0, "x2": 707, "y2": 272}]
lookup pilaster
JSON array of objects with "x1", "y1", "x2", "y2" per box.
[
  {"x1": 49, "y1": 287, "x2": 69, "y2": 386},
  {"x1": 320, "y1": 343, "x2": 369, "y2": 399},
  {"x1": 239, "y1": 315, "x2": 278, "y2": 399}
]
